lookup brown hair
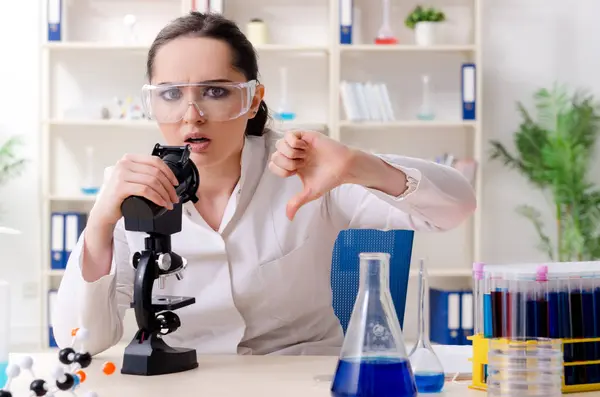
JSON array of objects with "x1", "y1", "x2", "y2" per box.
[{"x1": 147, "y1": 12, "x2": 269, "y2": 137}]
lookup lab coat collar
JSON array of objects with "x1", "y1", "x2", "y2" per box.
[
  {"x1": 182, "y1": 131, "x2": 268, "y2": 234},
  {"x1": 220, "y1": 132, "x2": 268, "y2": 235}
]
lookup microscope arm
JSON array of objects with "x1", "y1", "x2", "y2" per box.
[{"x1": 132, "y1": 251, "x2": 156, "y2": 334}]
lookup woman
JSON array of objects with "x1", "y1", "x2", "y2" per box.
[{"x1": 53, "y1": 11, "x2": 476, "y2": 356}]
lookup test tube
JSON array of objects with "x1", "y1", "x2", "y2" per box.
[
  {"x1": 520, "y1": 272, "x2": 534, "y2": 339},
  {"x1": 535, "y1": 265, "x2": 549, "y2": 338},
  {"x1": 483, "y1": 270, "x2": 493, "y2": 338},
  {"x1": 490, "y1": 272, "x2": 504, "y2": 338},
  {"x1": 593, "y1": 271, "x2": 600, "y2": 382},
  {"x1": 473, "y1": 262, "x2": 484, "y2": 336},
  {"x1": 569, "y1": 274, "x2": 584, "y2": 384},
  {"x1": 582, "y1": 272, "x2": 597, "y2": 384},
  {"x1": 548, "y1": 272, "x2": 560, "y2": 339}
]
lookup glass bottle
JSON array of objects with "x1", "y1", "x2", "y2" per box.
[
  {"x1": 80, "y1": 146, "x2": 100, "y2": 196},
  {"x1": 417, "y1": 74, "x2": 435, "y2": 120},
  {"x1": 375, "y1": 0, "x2": 398, "y2": 44},
  {"x1": 408, "y1": 259, "x2": 445, "y2": 393},
  {"x1": 274, "y1": 67, "x2": 296, "y2": 121},
  {"x1": 331, "y1": 253, "x2": 417, "y2": 397}
]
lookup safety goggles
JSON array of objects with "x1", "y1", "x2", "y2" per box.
[{"x1": 141, "y1": 80, "x2": 258, "y2": 123}]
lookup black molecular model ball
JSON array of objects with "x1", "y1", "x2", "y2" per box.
[
  {"x1": 74, "y1": 352, "x2": 92, "y2": 369},
  {"x1": 58, "y1": 347, "x2": 76, "y2": 365},
  {"x1": 29, "y1": 379, "x2": 47, "y2": 397}
]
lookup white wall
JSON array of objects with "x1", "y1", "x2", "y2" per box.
[
  {"x1": 0, "y1": 0, "x2": 43, "y2": 347},
  {"x1": 480, "y1": 0, "x2": 600, "y2": 266},
  {"x1": 0, "y1": 0, "x2": 597, "y2": 347}
]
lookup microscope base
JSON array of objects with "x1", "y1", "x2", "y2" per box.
[{"x1": 121, "y1": 332, "x2": 198, "y2": 376}]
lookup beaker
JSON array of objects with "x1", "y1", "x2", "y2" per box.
[
  {"x1": 331, "y1": 252, "x2": 417, "y2": 397},
  {"x1": 408, "y1": 259, "x2": 444, "y2": 393}
]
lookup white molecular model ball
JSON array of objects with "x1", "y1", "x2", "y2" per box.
[{"x1": 0, "y1": 328, "x2": 116, "y2": 397}]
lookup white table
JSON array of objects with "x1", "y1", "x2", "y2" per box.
[{"x1": 4, "y1": 345, "x2": 597, "y2": 397}]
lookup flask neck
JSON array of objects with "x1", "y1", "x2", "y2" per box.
[{"x1": 359, "y1": 255, "x2": 390, "y2": 293}]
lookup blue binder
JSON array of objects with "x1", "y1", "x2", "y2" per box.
[
  {"x1": 339, "y1": 0, "x2": 353, "y2": 44},
  {"x1": 429, "y1": 287, "x2": 464, "y2": 345},
  {"x1": 461, "y1": 63, "x2": 476, "y2": 120},
  {"x1": 50, "y1": 211, "x2": 87, "y2": 270},
  {"x1": 50, "y1": 212, "x2": 65, "y2": 269},
  {"x1": 47, "y1": 0, "x2": 63, "y2": 42},
  {"x1": 63, "y1": 212, "x2": 87, "y2": 264}
]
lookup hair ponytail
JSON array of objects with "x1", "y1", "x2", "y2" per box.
[{"x1": 245, "y1": 100, "x2": 270, "y2": 137}]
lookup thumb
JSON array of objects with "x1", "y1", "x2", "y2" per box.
[{"x1": 286, "y1": 187, "x2": 313, "y2": 221}]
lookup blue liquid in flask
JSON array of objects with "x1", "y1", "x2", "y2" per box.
[
  {"x1": 408, "y1": 259, "x2": 445, "y2": 394},
  {"x1": 331, "y1": 357, "x2": 417, "y2": 397},
  {"x1": 414, "y1": 372, "x2": 445, "y2": 393},
  {"x1": 331, "y1": 253, "x2": 417, "y2": 397}
]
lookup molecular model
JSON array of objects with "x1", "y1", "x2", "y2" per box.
[{"x1": 0, "y1": 328, "x2": 116, "y2": 397}]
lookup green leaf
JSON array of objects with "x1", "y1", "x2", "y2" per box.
[{"x1": 490, "y1": 84, "x2": 600, "y2": 261}]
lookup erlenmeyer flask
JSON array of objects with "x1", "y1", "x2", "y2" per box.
[
  {"x1": 331, "y1": 252, "x2": 417, "y2": 397},
  {"x1": 408, "y1": 259, "x2": 445, "y2": 393}
]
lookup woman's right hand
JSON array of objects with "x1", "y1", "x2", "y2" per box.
[{"x1": 88, "y1": 153, "x2": 180, "y2": 228}]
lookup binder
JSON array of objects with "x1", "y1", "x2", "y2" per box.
[
  {"x1": 461, "y1": 63, "x2": 476, "y2": 120},
  {"x1": 461, "y1": 291, "x2": 474, "y2": 344},
  {"x1": 430, "y1": 288, "x2": 462, "y2": 345},
  {"x1": 48, "y1": 289, "x2": 58, "y2": 348},
  {"x1": 47, "y1": 0, "x2": 63, "y2": 42},
  {"x1": 64, "y1": 212, "x2": 87, "y2": 264},
  {"x1": 50, "y1": 212, "x2": 65, "y2": 269},
  {"x1": 50, "y1": 211, "x2": 87, "y2": 270},
  {"x1": 339, "y1": 0, "x2": 353, "y2": 44}
]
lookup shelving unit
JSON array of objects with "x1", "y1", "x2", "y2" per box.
[{"x1": 39, "y1": 0, "x2": 482, "y2": 348}]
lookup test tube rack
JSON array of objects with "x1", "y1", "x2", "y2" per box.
[
  {"x1": 468, "y1": 261, "x2": 600, "y2": 394},
  {"x1": 469, "y1": 333, "x2": 600, "y2": 393}
]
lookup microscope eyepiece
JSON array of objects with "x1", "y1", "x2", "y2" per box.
[
  {"x1": 121, "y1": 143, "x2": 200, "y2": 235},
  {"x1": 151, "y1": 143, "x2": 200, "y2": 205}
]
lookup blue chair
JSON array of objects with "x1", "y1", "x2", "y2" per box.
[{"x1": 330, "y1": 229, "x2": 415, "y2": 333}]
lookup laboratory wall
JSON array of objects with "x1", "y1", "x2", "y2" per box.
[{"x1": 0, "y1": 0, "x2": 598, "y2": 347}]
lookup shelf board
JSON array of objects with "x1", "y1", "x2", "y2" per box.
[
  {"x1": 254, "y1": 44, "x2": 329, "y2": 53},
  {"x1": 340, "y1": 44, "x2": 476, "y2": 53},
  {"x1": 43, "y1": 42, "x2": 150, "y2": 52},
  {"x1": 46, "y1": 119, "x2": 157, "y2": 128},
  {"x1": 340, "y1": 120, "x2": 477, "y2": 129},
  {"x1": 46, "y1": 269, "x2": 65, "y2": 277},
  {"x1": 43, "y1": 42, "x2": 328, "y2": 54},
  {"x1": 48, "y1": 194, "x2": 97, "y2": 202}
]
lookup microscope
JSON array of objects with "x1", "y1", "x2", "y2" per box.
[{"x1": 119, "y1": 143, "x2": 200, "y2": 376}]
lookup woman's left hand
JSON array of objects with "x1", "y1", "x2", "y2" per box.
[{"x1": 269, "y1": 130, "x2": 357, "y2": 220}]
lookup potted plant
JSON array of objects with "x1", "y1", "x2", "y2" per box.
[
  {"x1": 405, "y1": 5, "x2": 446, "y2": 46},
  {"x1": 0, "y1": 135, "x2": 28, "y2": 223},
  {"x1": 489, "y1": 84, "x2": 600, "y2": 261}
]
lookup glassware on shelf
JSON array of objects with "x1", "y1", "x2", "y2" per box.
[
  {"x1": 331, "y1": 252, "x2": 418, "y2": 397},
  {"x1": 417, "y1": 75, "x2": 435, "y2": 120},
  {"x1": 375, "y1": 0, "x2": 398, "y2": 44},
  {"x1": 273, "y1": 67, "x2": 296, "y2": 121},
  {"x1": 408, "y1": 258, "x2": 445, "y2": 394},
  {"x1": 80, "y1": 146, "x2": 100, "y2": 196}
]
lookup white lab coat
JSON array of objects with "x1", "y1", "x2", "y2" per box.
[{"x1": 53, "y1": 128, "x2": 476, "y2": 356}]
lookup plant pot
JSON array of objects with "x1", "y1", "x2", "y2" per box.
[{"x1": 414, "y1": 22, "x2": 436, "y2": 46}]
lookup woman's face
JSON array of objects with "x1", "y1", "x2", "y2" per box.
[{"x1": 150, "y1": 36, "x2": 264, "y2": 167}]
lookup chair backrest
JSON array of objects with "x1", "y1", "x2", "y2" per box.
[{"x1": 330, "y1": 229, "x2": 415, "y2": 333}]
